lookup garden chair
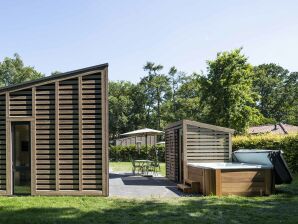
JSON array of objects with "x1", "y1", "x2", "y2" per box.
[
  {"x1": 146, "y1": 158, "x2": 160, "y2": 176},
  {"x1": 129, "y1": 155, "x2": 142, "y2": 175}
]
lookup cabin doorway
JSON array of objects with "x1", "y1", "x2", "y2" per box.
[{"x1": 12, "y1": 122, "x2": 31, "y2": 195}]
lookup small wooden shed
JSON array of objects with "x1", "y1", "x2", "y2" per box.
[
  {"x1": 165, "y1": 120, "x2": 234, "y2": 183},
  {"x1": 0, "y1": 64, "x2": 109, "y2": 196}
]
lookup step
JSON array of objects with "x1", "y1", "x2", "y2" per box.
[
  {"x1": 184, "y1": 179, "x2": 200, "y2": 193},
  {"x1": 177, "y1": 183, "x2": 193, "y2": 193},
  {"x1": 185, "y1": 178, "x2": 199, "y2": 185}
]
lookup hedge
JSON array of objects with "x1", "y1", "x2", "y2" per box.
[
  {"x1": 110, "y1": 134, "x2": 298, "y2": 173},
  {"x1": 233, "y1": 134, "x2": 298, "y2": 173},
  {"x1": 109, "y1": 145, "x2": 165, "y2": 162}
]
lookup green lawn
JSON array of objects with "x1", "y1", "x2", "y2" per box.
[
  {"x1": 0, "y1": 175, "x2": 297, "y2": 224},
  {"x1": 110, "y1": 161, "x2": 166, "y2": 176}
]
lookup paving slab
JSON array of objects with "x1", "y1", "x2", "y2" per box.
[{"x1": 109, "y1": 172, "x2": 198, "y2": 198}]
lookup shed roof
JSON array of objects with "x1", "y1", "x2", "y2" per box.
[
  {"x1": 165, "y1": 119, "x2": 235, "y2": 134},
  {"x1": 0, "y1": 63, "x2": 108, "y2": 94}
]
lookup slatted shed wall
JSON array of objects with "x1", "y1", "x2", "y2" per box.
[
  {"x1": 36, "y1": 83, "x2": 56, "y2": 191},
  {"x1": 165, "y1": 127, "x2": 180, "y2": 182},
  {"x1": 0, "y1": 64, "x2": 108, "y2": 196},
  {"x1": 9, "y1": 88, "x2": 32, "y2": 116},
  {"x1": 165, "y1": 120, "x2": 234, "y2": 183},
  {"x1": 81, "y1": 74, "x2": 102, "y2": 191},
  {"x1": 0, "y1": 95, "x2": 6, "y2": 191},
  {"x1": 186, "y1": 124, "x2": 230, "y2": 162}
]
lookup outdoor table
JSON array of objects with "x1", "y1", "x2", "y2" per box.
[{"x1": 134, "y1": 160, "x2": 152, "y2": 175}]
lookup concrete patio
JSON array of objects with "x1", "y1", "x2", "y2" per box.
[{"x1": 109, "y1": 172, "x2": 192, "y2": 198}]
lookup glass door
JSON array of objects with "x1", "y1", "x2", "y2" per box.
[{"x1": 12, "y1": 122, "x2": 31, "y2": 195}]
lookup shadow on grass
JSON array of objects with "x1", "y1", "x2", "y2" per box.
[
  {"x1": 0, "y1": 177, "x2": 297, "y2": 224},
  {"x1": 0, "y1": 196, "x2": 297, "y2": 224}
]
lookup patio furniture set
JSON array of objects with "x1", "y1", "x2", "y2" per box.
[{"x1": 131, "y1": 159, "x2": 160, "y2": 176}]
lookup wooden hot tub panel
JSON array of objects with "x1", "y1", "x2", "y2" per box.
[{"x1": 187, "y1": 166, "x2": 274, "y2": 196}]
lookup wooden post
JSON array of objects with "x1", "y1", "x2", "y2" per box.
[
  {"x1": 182, "y1": 120, "x2": 188, "y2": 183},
  {"x1": 101, "y1": 67, "x2": 109, "y2": 196},
  {"x1": 31, "y1": 87, "x2": 37, "y2": 195},
  {"x1": 229, "y1": 133, "x2": 232, "y2": 161},
  {"x1": 55, "y1": 81, "x2": 60, "y2": 191},
  {"x1": 264, "y1": 169, "x2": 272, "y2": 195},
  {"x1": 78, "y1": 76, "x2": 83, "y2": 192},
  {"x1": 215, "y1": 169, "x2": 222, "y2": 196},
  {"x1": 5, "y1": 93, "x2": 12, "y2": 195}
]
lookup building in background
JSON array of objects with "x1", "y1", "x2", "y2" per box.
[{"x1": 248, "y1": 123, "x2": 298, "y2": 135}]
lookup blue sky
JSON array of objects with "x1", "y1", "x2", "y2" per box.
[{"x1": 0, "y1": 0, "x2": 297, "y2": 82}]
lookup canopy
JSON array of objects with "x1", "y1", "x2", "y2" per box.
[{"x1": 120, "y1": 128, "x2": 164, "y2": 136}]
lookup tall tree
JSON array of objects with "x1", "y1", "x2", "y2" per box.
[
  {"x1": 109, "y1": 81, "x2": 135, "y2": 138},
  {"x1": 253, "y1": 63, "x2": 298, "y2": 124},
  {"x1": 0, "y1": 53, "x2": 44, "y2": 87},
  {"x1": 175, "y1": 73, "x2": 206, "y2": 121},
  {"x1": 201, "y1": 48, "x2": 261, "y2": 133},
  {"x1": 140, "y1": 62, "x2": 171, "y2": 129}
]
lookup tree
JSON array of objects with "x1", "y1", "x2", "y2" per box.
[
  {"x1": 140, "y1": 62, "x2": 171, "y2": 129},
  {"x1": 0, "y1": 53, "x2": 44, "y2": 87},
  {"x1": 201, "y1": 48, "x2": 261, "y2": 133},
  {"x1": 109, "y1": 81, "x2": 135, "y2": 138},
  {"x1": 253, "y1": 64, "x2": 298, "y2": 124},
  {"x1": 175, "y1": 73, "x2": 206, "y2": 121}
]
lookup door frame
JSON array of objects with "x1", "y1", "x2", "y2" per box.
[
  {"x1": 11, "y1": 121, "x2": 31, "y2": 195},
  {"x1": 6, "y1": 117, "x2": 34, "y2": 195}
]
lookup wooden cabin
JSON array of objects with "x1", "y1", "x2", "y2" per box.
[
  {"x1": 0, "y1": 64, "x2": 109, "y2": 196},
  {"x1": 115, "y1": 135, "x2": 157, "y2": 146},
  {"x1": 165, "y1": 120, "x2": 234, "y2": 183}
]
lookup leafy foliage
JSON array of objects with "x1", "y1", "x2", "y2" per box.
[
  {"x1": 109, "y1": 145, "x2": 165, "y2": 162},
  {"x1": 253, "y1": 64, "x2": 298, "y2": 125},
  {"x1": 0, "y1": 53, "x2": 44, "y2": 87},
  {"x1": 201, "y1": 48, "x2": 262, "y2": 133}
]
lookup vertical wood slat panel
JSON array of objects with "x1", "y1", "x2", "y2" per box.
[
  {"x1": 82, "y1": 73, "x2": 102, "y2": 191},
  {"x1": 0, "y1": 94, "x2": 6, "y2": 193},
  {"x1": 102, "y1": 68, "x2": 109, "y2": 196},
  {"x1": 31, "y1": 87, "x2": 37, "y2": 195},
  {"x1": 1, "y1": 66, "x2": 108, "y2": 196},
  {"x1": 58, "y1": 78, "x2": 79, "y2": 190},
  {"x1": 78, "y1": 76, "x2": 83, "y2": 191},
  {"x1": 5, "y1": 93, "x2": 12, "y2": 195},
  {"x1": 36, "y1": 83, "x2": 56, "y2": 191},
  {"x1": 55, "y1": 82, "x2": 59, "y2": 191}
]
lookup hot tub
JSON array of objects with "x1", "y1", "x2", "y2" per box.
[{"x1": 187, "y1": 162, "x2": 274, "y2": 196}]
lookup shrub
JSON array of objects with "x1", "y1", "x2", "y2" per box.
[
  {"x1": 109, "y1": 144, "x2": 165, "y2": 162},
  {"x1": 233, "y1": 134, "x2": 298, "y2": 173}
]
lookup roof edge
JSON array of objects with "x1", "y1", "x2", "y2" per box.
[
  {"x1": 0, "y1": 63, "x2": 108, "y2": 94},
  {"x1": 165, "y1": 119, "x2": 235, "y2": 133},
  {"x1": 183, "y1": 119, "x2": 235, "y2": 133}
]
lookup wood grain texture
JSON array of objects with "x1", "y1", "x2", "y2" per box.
[{"x1": 0, "y1": 65, "x2": 108, "y2": 196}]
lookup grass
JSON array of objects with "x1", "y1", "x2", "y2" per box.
[
  {"x1": 0, "y1": 175, "x2": 297, "y2": 224},
  {"x1": 110, "y1": 161, "x2": 166, "y2": 176}
]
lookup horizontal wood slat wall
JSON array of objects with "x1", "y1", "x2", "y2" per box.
[
  {"x1": 81, "y1": 74, "x2": 102, "y2": 191},
  {"x1": 36, "y1": 83, "x2": 56, "y2": 191},
  {"x1": 0, "y1": 95, "x2": 6, "y2": 192},
  {"x1": 186, "y1": 124, "x2": 229, "y2": 162},
  {"x1": 9, "y1": 88, "x2": 32, "y2": 116},
  {"x1": 165, "y1": 120, "x2": 233, "y2": 183},
  {"x1": 0, "y1": 65, "x2": 108, "y2": 196}
]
